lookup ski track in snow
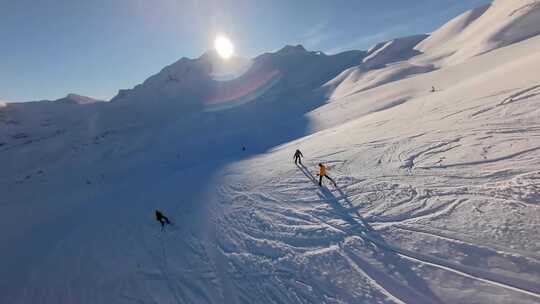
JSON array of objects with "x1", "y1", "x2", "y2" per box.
[
  {"x1": 207, "y1": 84, "x2": 540, "y2": 302},
  {"x1": 3, "y1": 2, "x2": 540, "y2": 303},
  {"x1": 211, "y1": 129, "x2": 540, "y2": 303}
]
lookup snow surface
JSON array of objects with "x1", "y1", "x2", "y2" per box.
[
  {"x1": 2, "y1": 1, "x2": 540, "y2": 303},
  {"x1": 415, "y1": 0, "x2": 540, "y2": 66}
]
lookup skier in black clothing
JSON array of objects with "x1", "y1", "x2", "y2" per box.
[
  {"x1": 155, "y1": 209, "x2": 171, "y2": 230},
  {"x1": 293, "y1": 149, "x2": 304, "y2": 165}
]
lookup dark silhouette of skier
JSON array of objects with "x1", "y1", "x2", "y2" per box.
[
  {"x1": 293, "y1": 149, "x2": 304, "y2": 165},
  {"x1": 317, "y1": 163, "x2": 336, "y2": 187},
  {"x1": 431, "y1": 86, "x2": 436, "y2": 92},
  {"x1": 155, "y1": 210, "x2": 171, "y2": 230}
]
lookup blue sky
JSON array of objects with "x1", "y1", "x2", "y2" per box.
[{"x1": 0, "y1": 0, "x2": 491, "y2": 102}]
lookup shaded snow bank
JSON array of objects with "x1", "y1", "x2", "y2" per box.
[{"x1": 2, "y1": 1, "x2": 540, "y2": 303}]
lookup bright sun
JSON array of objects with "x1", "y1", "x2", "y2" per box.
[{"x1": 214, "y1": 35, "x2": 234, "y2": 59}]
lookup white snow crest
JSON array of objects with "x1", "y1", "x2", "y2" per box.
[
  {"x1": 417, "y1": 0, "x2": 540, "y2": 65},
  {"x1": 2, "y1": 1, "x2": 540, "y2": 303}
]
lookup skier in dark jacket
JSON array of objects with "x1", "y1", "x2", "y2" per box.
[
  {"x1": 155, "y1": 210, "x2": 171, "y2": 230},
  {"x1": 293, "y1": 149, "x2": 304, "y2": 165}
]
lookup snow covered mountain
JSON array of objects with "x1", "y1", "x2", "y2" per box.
[
  {"x1": 416, "y1": 0, "x2": 540, "y2": 65},
  {"x1": 110, "y1": 45, "x2": 365, "y2": 113},
  {"x1": 54, "y1": 93, "x2": 105, "y2": 105},
  {"x1": 362, "y1": 34, "x2": 428, "y2": 69},
  {"x1": 2, "y1": 1, "x2": 540, "y2": 303}
]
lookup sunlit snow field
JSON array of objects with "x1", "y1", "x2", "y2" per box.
[{"x1": 1, "y1": 1, "x2": 540, "y2": 303}]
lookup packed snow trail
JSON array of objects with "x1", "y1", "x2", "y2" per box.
[
  {"x1": 210, "y1": 139, "x2": 540, "y2": 303},
  {"x1": 2, "y1": 1, "x2": 540, "y2": 303}
]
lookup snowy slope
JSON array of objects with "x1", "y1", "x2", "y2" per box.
[
  {"x1": 2, "y1": 1, "x2": 540, "y2": 303},
  {"x1": 362, "y1": 35, "x2": 428, "y2": 69},
  {"x1": 320, "y1": 35, "x2": 431, "y2": 99},
  {"x1": 110, "y1": 45, "x2": 365, "y2": 113},
  {"x1": 416, "y1": 0, "x2": 540, "y2": 66},
  {"x1": 323, "y1": 0, "x2": 540, "y2": 101}
]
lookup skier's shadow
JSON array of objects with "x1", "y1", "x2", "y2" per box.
[
  {"x1": 296, "y1": 163, "x2": 442, "y2": 304},
  {"x1": 296, "y1": 163, "x2": 318, "y2": 184}
]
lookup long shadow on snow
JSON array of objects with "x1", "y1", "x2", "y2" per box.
[
  {"x1": 0, "y1": 92, "x2": 334, "y2": 302},
  {"x1": 297, "y1": 164, "x2": 443, "y2": 304},
  {"x1": 1, "y1": 52, "x2": 369, "y2": 302}
]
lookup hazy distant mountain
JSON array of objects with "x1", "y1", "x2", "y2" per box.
[{"x1": 54, "y1": 93, "x2": 104, "y2": 104}]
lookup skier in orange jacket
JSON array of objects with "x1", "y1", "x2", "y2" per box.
[{"x1": 318, "y1": 163, "x2": 336, "y2": 187}]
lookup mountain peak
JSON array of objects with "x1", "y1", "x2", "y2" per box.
[
  {"x1": 198, "y1": 49, "x2": 221, "y2": 61},
  {"x1": 277, "y1": 44, "x2": 308, "y2": 54},
  {"x1": 55, "y1": 93, "x2": 104, "y2": 104}
]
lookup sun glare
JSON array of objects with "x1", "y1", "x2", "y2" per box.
[{"x1": 215, "y1": 35, "x2": 234, "y2": 59}]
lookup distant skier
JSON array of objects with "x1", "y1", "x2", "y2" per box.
[
  {"x1": 431, "y1": 86, "x2": 436, "y2": 92},
  {"x1": 317, "y1": 163, "x2": 336, "y2": 187},
  {"x1": 293, "y1": 149, "x2": 304, "y2": 165},
  {"x1": 155, "y1": 209, "x2": 171, "y2": 230}
]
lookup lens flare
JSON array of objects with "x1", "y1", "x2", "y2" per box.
[
  {"x1": 214, "y1": 35, "x2": 234, "y2": 59},
  {"x1": 204, "y1": 68, "x2": 282, "y2": 112}
]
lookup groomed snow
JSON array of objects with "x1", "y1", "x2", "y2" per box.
[{"x1": 1, "y1": 1, "x2": 540, "y2": 303}]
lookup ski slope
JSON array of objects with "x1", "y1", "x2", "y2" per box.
[{"x1": 1, "y1": 1, "x2": 540, "y2": 303}]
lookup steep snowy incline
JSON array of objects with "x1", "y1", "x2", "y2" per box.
[
  {"x1": 416, "y1": 0, "x2": 540, "y2": 66},
  {"x1": 202, "y1": 34, "x2": 540, "y2": 304},
  {"x1": 322, "y1": 0, "x2": 540, "y2": 103},
  {"x1": 362, "y1": 35, "x2": 428, "y2": 70},
  {"x1": 0, "y1": 46, "x2": 369, "y2": 304},
  {"x1": 321, "y1": 35, "x2": 432, "y2": 99},
  {"x1": 2, "y1": 1, "x2": 540, "y2": 303},
  {"x1": 323, "y1": 0, "x2": 540, "y2": 99},
  {"x1": 110, "y1": 45, "x2": 365, "y2": 113}
]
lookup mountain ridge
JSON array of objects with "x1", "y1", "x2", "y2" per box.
[{"x1": 2, "y1": 2, "x2": 540, "y2": 302}]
